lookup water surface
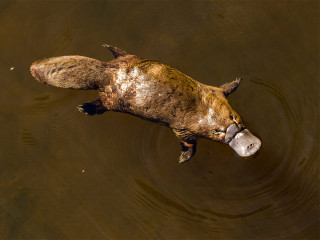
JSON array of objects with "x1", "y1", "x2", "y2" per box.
[{"x1": 0, "y1": 1, "x2": 319, "y2": 239}]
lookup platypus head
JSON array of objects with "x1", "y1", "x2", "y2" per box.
[
  {"x1": 30, "y1": 56, "x2": 107, "y2": 90},
  {"x1": 200, "y1": 78, "x2": 261, "y2": 157}
]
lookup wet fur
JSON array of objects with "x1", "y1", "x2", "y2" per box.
[{"x1": 31, "y1": 45, "x2": 243, "y2": 163}]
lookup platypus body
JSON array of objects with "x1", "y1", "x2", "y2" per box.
[{"x1": 30, "y1": 45, "x2": 261, "y2": 163}]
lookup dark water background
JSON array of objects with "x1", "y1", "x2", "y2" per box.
[{"x1": 0, "y1": 0, "x2": 319, "y2": 239}]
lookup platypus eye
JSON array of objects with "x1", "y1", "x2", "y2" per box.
[
  {"x1": 230, "y1": 113, "x2": 240, "y2": 124},
  {"x1": 213, "y1": 129, "x2": 226, "y2": 135}
]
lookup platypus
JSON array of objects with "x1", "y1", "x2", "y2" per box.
[{"x1": 30, "y1": 45, "x2": 261, "y2": 163}]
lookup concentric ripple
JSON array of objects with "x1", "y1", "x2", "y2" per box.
[{"x1": 119, "y1": 77, "x2": 320, "y2": 239}]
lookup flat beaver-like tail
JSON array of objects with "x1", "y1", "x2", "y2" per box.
[{"x1": 30, "y1": 55, "x2": 110, "y2": 90}]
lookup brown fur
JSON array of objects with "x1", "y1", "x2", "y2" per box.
[{"x1": 30, "y1": 45, "x2": 244, "y2": 163}]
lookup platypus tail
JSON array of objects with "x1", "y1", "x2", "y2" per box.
[
  {"x1": 30, "y1": 44, "x2": 132, "y2": 90},
  {"x1": 30, "y1": 54, "x2": 112, "y2": 90}
]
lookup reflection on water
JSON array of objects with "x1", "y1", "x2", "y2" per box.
[{"x1": 0, "y1": 0, "x2": 319, "y2": 239}]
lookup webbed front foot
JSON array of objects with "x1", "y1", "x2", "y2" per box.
[
  {"x1": 179, "y1": 141, "x2": 197, "y2": 164},
  {"x1": 220, "y1": 77, "x2": 242, "y2": 96},
  {"x1": 77, "y1": 98, "x2": 107, "y2": 116}
]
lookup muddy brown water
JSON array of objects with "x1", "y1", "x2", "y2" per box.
[{"x1": 0, "y1": 1, "x2": 319, "y2": 239}]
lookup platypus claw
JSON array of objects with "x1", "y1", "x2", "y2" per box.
[{"x1": 179, "y1": 151, "x2": 193, "y2": 164}]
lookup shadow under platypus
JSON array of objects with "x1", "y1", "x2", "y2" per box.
[{"x1": 30, "y1": 45, "x2": 261, "y2": 163}]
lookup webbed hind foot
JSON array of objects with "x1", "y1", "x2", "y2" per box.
[{"x1": 77, "y1": 98, "x2": 107, "y2": 116}]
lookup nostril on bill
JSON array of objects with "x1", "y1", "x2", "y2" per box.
[{"x1": 247, "y1": 143, "x2": 254, "y2": 149}]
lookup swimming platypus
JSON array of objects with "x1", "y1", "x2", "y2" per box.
[{"x1": 30, "y1": 45, "x2": 261, "y2": 163}]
